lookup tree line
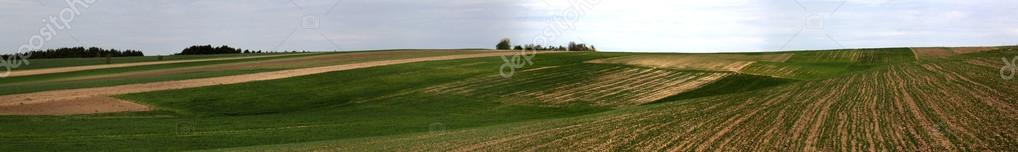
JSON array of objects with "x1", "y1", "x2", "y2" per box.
[
  {"x1": 0, "y1": 47, "x2": 144, "y2": 59},
  {"x1": 178, "y1": 45, "x2": 244, "y2": 55},
  {"x1": 176, "y1": 45, "x2": 300, "y2": 55},
  {"x1": 496, "y1": 38, "x2": 597, "y2": 52}
]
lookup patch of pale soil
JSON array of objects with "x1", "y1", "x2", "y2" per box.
[
  {"x1": 0, "y1": 51, "x2": 556, "y2": 115},
  {"x1": 5, "y1": 54, "x2": 305, "y2": 77},
  {"x1": 630, "y1": 73, "x2": 728, "y2": 104},
  {"x1": 774, "y1": 53, "x2": 795, "y2": 62},
  {"x1": 535, "y1": 68, "x2": 721, "y2": 106},
  {"x1": 950, "y1": 47, "x2": 996, "y2": 54},
  {"x1": 912, "y1": 47, "x2": 996, "y2": 59},
  {"x1": 964, "y1": 58, "x2": 1002, "y2": 69},
  {"x1": 912, "y1": 47, "x2": 956, "y2": 59},
  {"x1": 519, "y1": 66, "x2": 560, "y2": 73},
  {"x1": 586, "y1": 53, "x2": 791, "y2": 72},
  {"x1": 0, "y1": 96, "x2": 149, "y2": 115}
]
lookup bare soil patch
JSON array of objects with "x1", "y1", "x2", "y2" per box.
[
  {"x1": 912, "y1": 47, "x2": 996, "y2": 59},
  {"x1": 0, "y1": 51, "x2": 551, "y2": 115},
  {"x1": 0, "y1": 96, "x2": 149, "y2": 115},
  {"x1": 426, "y1": 65, "x2": 728, "y2": 106},
  {"x1": 587, "y1": 53, "x2": 792, "y2": 72}
]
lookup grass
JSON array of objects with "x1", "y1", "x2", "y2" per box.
[
  {"x1": 653, "y1": 74, "x2": 797, "y2": 102},
  {"x1": 740, "y1": 61, "x2": 876, "y2": 80},
  {"x1": 234, "y1": 49, "x2": 1017, "y2": 151},
  {"x1": 739, "y1": 48, "x2": 914, "y2": 80},
  {"x1": 0, "y1": 53, "x2": 621, "y2": 151},
  {"x1": 12, "y1": 54, "x2": 278, "y2": 70},
  {"x1": 0, "y1": 54, "x2": 320, "y2": 95},
  {"x1": 0, "y1": 50, "x2": 491, "y2": 96},
  {"x1": 784, "y1": 48, "x2": 915, "y2": 64},
  {"x1": 2, "y1": 48, "x2": 1016, "y2": 151}
]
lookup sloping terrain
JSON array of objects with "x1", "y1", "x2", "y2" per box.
[
  {"x1": 0, "y1": 50, "x2": 490, "y2": 96},
  {"x1": 586, "y1": 53, "x2": 792, "y2": 72},
  {"x1": 0, "y1": 51, "x2": 548, "y2": 115},
  {"x1": 5, "y1": 54, "x2": 302, "y2": 77},
  {"x1": 229, "y1": 49, "x2": 1018, "y2": 151},
  {"x1": 739, "y1": 48, "x2": 915, "y2": 80},
  {"x1": 425, "y1": 64, "x2": 728, "y2": 106},
  {"x1": 1, "y1": 48, "x2": 1016, "y2": 151},
  {"x1": 912, "y1": 47, "x2": 997, "y2": 59}
]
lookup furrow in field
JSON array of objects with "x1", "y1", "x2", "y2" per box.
[
  {"x1": 425, "y1": 65, "x2": 727, "y2": 106},
  {"x1": 351, "y1": 59, "x2": 1018, "y2": 151}
]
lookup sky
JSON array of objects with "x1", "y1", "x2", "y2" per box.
[{"x1": 1, "y1": 0, "x2": 1016, "y2": 54}]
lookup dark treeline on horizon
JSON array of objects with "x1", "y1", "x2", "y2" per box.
[
  {"x1": 496, "y1": 38, "x2": 597, "y2": 52},
  {"x1": 0, "y1": 47, "x2": 144, "y2": 59},
  {"x1": 178, "y1": 45, "x2": 245, "y2": 55},
  {"x1": 176, "y1": 45, "x2": 296, "y2": 55}
]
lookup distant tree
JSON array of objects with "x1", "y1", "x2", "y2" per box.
[
  {"x1": 567, "y1": 42, "x2": 577, "y2": 51},
  {"x1": 496, "y1": 38, "x2": 512, "y2": 50},
  {"x1": 513, "y1": 45, "x2": 524, "y2": 50}
]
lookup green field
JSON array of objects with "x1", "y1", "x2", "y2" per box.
[
  {"x1": 1, "y1": 48, "x2": 1016, "y2": 151},
  {"x1": 0, "y1": 50, "x2": 487, "y2": 96},
  {"x1": 12, "y1": 54, "x2": 275, "y2": 70}
]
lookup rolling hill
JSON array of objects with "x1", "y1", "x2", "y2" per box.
[{"x1": 0, "y1": 47, "x2": 1015, "y2": 151}]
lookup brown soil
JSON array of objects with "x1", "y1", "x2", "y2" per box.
[
  {"x1": 426, "y1": 66, "x2": 727, "y2": 106},
  {"x1": 586, "y1": 53, "x2": 792, "y2": 72},
  {"x1": 912, "y1": 47, "x2": 996, "y2": 59},
  {"x1": 951, "y1": 47, "x2": 996, "y2": 54},
  {"x1": 0, "y1": 51, "x2": 553, "y2": 115},
  {"x1": 0, "y1": 96, "x2": 149, "y2": 115}
]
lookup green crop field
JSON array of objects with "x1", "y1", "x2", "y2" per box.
[
  {"x1": 10, "y1": 54, "x2": 274, "y2": 70},
  {"x1": 1, "y1": 48, "x2": 1016, "y2": 151}
]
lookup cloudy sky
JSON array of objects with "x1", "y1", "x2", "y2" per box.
[{"x1": 2, "y1": 0, "x2": 1016, "y2": 54}]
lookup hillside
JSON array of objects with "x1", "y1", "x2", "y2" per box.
[{"x1": 0, "y1": 47, "x2": 1015, "y2": 151}]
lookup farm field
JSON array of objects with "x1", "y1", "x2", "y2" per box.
[
  {"x1": 911, "y1": 47, "x2": 997, "y2": 59},
  {"x1": 0, "y1": 50, "x2": 492, "y2": 96},
  {"x1": 586, "y1": 53, "x2": 793, "y2": 72},
  {"x1": 0, "y1": 50, "x2": 531, "y2": 115},
  {"x1": 1, "y1": 47, "x2": 1016, "y2": 151},
  {"x1": 8, "y1": 53, "x2": 278, "y2": 71}
]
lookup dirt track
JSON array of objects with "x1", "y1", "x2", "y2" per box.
[
  {"x1": 4, "y1": 54, "x2": 302, "y2": 77},
  {"x1": 0, "y1": 51, "x2": 553, "y2": 115}
]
